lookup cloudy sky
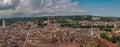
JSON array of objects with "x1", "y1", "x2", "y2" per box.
[{"x1": 0, "y1": 0, "x2": 120, "y2": 18}]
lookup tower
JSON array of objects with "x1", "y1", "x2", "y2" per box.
[
  {"x1": 2, "y1": 18, "x2": 6, "y2": 28},
  {"x1": 91, "y1": 25, "x2": 93, "y2": 39},
  {"x1": 91, "y1": 24, "x2": 94, "y2": 47},
  {"x1": 47, "y1": 17, "x2": 50, "y2": 25},
  {"x1": 114, "y1": 23, "x2": 117, "y2": 28}
]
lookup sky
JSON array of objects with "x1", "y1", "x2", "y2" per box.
[{"x1": 0, "y1": 0, "x2": 120, "y2": 18}]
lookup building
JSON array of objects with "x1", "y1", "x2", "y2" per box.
[{"x1": 2, "y1": 18, "x2": 6, "y2": 28}]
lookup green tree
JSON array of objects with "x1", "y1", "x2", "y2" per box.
[{"x1": 100, "y1": 33, "x2": 112, "y2": 42}]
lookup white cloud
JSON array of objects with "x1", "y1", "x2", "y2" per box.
[
  {"x1": 3, "y1": 0, "x2": 11, "y2": 5},
  {"x1": 0, "y1": 0, "x2": 86, "y2": 18},
  {"x1": 0, "y1": 0, "x2": 11, "y2": 6}
]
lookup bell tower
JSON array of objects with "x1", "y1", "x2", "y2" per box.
[{"x1": 2, "y1": 18, "x2": 6, "y2": 28}]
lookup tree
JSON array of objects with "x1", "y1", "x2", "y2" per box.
[{"x1": 100, "y1": 33, "x2": 112, "y2": 42}]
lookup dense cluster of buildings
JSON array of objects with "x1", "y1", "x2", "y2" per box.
[{"x1": 0, "y1": 18, "x2": 119, "y2": 47}]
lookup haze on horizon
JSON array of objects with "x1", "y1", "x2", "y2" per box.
[{"x1": 0, "y1": 0, "x2": 120, "y2": 18}]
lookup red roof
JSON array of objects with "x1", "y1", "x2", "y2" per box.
[{"x1": 98, "y1": 38, "x2": 117, "y2": 47}]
